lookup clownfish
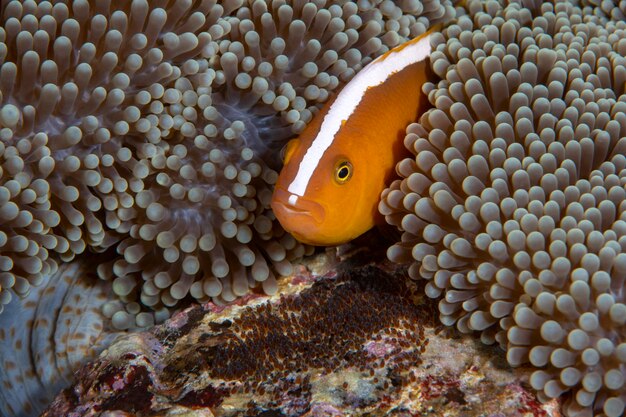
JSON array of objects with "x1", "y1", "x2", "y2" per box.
[{"x1": 271, "y1": 30, "x2": 436, "y2": 246}]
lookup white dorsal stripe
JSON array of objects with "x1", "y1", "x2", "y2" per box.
[{"x1": 286, "y1": 33, "x2": 433, "y2": 197}]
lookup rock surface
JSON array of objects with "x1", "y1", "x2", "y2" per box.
[{"x1": 42, "y1": 246, "x2": 561, "y2": 417}]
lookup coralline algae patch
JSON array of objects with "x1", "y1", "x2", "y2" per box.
[
  {"x1": 0, "y1": 0, "x2": 455, "y2": 331},
  {"x1": 41, "y1": 258, "x2": 556, "y2": 417},
  {"x1": 381, "y1": 0, "x2": 626, "y2": 416}
]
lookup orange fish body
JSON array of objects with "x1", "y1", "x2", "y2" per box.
[{"x1": 271, "y1": 31, "x2": 435, "y2": 246}]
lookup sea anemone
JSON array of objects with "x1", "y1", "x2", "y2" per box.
[
  {"x1": 581, "y1": 0, "x2": 626, "y2": 21},
  {"x1": 0, "y1": 1, "x2": 457, "y2": 416},
  {"x1": 0, "y1": 259, "x2": 121, "y2": 417},
  {"x1": 0, "y1": 0, "x2": 454, "y2": 329},
  {"x1": 380, "y1": 0, "x2": 626, "y2": 415}
]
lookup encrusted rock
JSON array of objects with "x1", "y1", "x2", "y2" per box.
[{"x1": 42, "y1": 251, "x2": 559, "y2": 417}]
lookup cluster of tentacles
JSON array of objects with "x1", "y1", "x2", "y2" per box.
[
  {"x1": 381, "y1": 0, "x2": 626, "y2": 415},
  {"x1": 0, "y1": 0, "x2": 454, "y2": 329},
  {"x1": 0, "y1": 1, "x2": 455, "y2": 416}
]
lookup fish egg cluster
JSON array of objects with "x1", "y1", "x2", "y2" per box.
[
  {"x1": 164, "y1": 265, "x2": 430, "y2": 413},
  {"x1": 380, "y1": 0, "x2": 626, "y2": 415},
  {"x1": 0, "y1": 0, "x2": 453, "y2": 328}
]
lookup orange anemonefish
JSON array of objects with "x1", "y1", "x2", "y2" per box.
[{"x1": 271, "y1": 29, "x2": 436, "y2": 246}]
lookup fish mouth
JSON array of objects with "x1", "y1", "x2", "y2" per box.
[{"x1": 271, "y1": 188, "x2": 325, "y2": 225}]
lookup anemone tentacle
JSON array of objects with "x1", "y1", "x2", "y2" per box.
[{"x1": 381, "y1": 0, "x2": 626, "y2": 415}]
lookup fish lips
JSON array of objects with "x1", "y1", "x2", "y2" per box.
[{"x1": 271, "y1": 188, "x2": 326, "y2": 237}]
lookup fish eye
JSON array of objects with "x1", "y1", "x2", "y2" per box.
[{"x1": 334, "y1": 160, "x2": 353, "y2": 184}]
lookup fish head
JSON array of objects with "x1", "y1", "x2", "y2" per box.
[{"x1": 271, "y1": 135, "x2": 376, "y2": 246}]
